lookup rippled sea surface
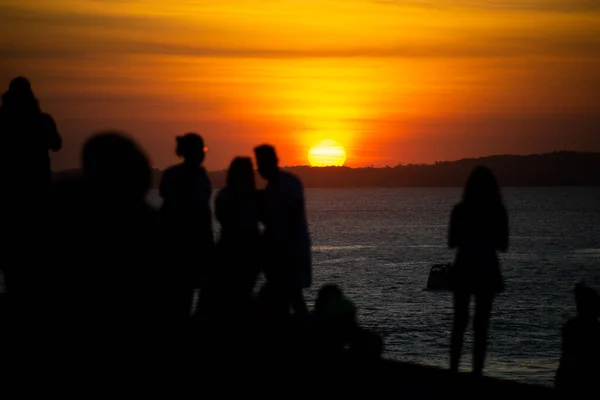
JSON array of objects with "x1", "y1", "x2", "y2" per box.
[{"x1": 150, "y1": 187, "x2": 600, "y2": 386}]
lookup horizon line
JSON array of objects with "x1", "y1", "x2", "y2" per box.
[{"x1": 52, "y1": 149, "x2": 598, "y2": 174}]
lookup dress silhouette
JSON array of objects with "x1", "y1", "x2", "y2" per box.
[
  {"x1": 448, "y1": 166, "x2": 508, "y2": 376},
  {"x1": 254, "y1": 144, "x2": 312, "y2": 316},
  {"x1": 213, "y1": 157, "x2": 261, "y2": 316},
  {"x1": 159, "y1": 133, "x2": 214, "y2": 320}
]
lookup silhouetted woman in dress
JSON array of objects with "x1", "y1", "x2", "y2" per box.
[
  {"x1": 214, "y1": 157, "x2": 261, "y2": 307},
  {"x1": 201, "y1": 158, "x2": 260, "y2": 351},
  {"x1": 448, "y1": 166, "x2": 508, "y2": 376},
  {"x1": 159, "y1": 133, "x2": 214, "y2": 320}
]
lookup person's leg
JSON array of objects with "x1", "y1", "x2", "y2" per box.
[
  {"x1": 289, "y1": 287, "x2": 308, "y2": 317},
  {"x1": 450, "y1": 292, "x2": 470, "y2": 373},
  {"x1": 473, "y1": 293, "x2": 494, "y2": 376}
]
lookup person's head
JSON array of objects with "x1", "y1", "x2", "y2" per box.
[
  {"x1": 316, "y1": 284, "x2": 357, "y2": 326},
  {"x1": 462, "y1": 166, "x2": 502, "y2": 207},
  {"x1": 9, "y1": 77, "x2": 32, "y2": 94},
  {"x1": 254, "y1": 144, "x2": 279, "y2": 180},
  {"x1": 176, "y1": 133, "x2": 206, "y2": 165},
  {"x1": 82, "y1": 131, "x2": 151, "y2": 202},
  {"x1": 227, "y1": 157, "x2": 256, "y2": 194},
  {"x1": 574, "y1": 283, "x2": 600, "y2": 319},
  {"x1": 315, "y1": 284, "x2": 344, "y2": 315},
  {"x1": 1, "y1": 76, "x2": 39, "y2": 112},
  {"x1": 335, "y1": 296, "x2": 358, "y2": 327}
]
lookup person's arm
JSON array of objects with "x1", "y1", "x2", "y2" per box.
[
  {"x1": 287, "y1": 181, "x2": 306, "y2": 239},
  {"x1": 42, "y1": 113, "x2": 62, "y2": 152}
]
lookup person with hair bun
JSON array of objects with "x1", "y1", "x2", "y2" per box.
[{"x1": 159, "y1": 133, "x2": 214, "y2": 321}]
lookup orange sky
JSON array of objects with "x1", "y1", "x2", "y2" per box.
[{"x1": 1, "y1": 0, "x2": 599, "y2": 170}]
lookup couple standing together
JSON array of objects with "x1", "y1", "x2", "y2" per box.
[{"x1": 160, "y1": 134, "x2": 311, "y2": 317}]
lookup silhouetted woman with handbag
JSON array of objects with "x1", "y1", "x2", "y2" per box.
[{"x1": 448, "y1": 166, "x2": 508, "y2": 375}]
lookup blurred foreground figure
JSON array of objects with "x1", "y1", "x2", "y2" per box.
[
  {"x1": 3, "y1": 132, "x2": 169, "y2": 391},
  {"x1": 309, "y1": 284, "x2": 383, "y2": 360},
  {"x1": 555, "y1": 283, "x2": 600, "y2": 394},
  {"x1": 50, "y1": 132, "x2": 166, "y2": 350}
]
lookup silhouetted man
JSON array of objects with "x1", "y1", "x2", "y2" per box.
[{"x1": 254, "y1": 144, "x2": 311, "y2": 316}]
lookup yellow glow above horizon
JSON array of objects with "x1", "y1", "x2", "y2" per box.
[{"x1": 308, "y1": 140, "x2": 347, "y2": 167}]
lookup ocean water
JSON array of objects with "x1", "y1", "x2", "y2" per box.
[
  {"x1": 151, "y1": 187, "x2": 600, "y2": 386},
  {"x1": 1, "y1": 187, "x2": 595, "y2": 385}
]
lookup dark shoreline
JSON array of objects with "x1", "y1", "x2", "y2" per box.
[{"x1": 54, "y1": 151, "x2": 600, "y2": 189}]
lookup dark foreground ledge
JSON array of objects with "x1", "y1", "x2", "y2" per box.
[
  {"x1": 218, "y1": 352, "x2": 557, "y2": 396},
  {"x1": 371, "y1": 359, "x2": 554, "y2": 396},
  {"x1": 0, "y1": 352, "x2": 556, "y2": 397}
]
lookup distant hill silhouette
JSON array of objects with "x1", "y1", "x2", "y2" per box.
[{"x1": 54, "y1": 151, "x2": 600, "y2": 189}]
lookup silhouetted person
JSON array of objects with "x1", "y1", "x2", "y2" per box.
[
  {"x1": 61, "y1": 132, "x2": 197, "y2": 389},
  {"x1": 212, "y1": 157, "x2": 261, "y2": 319},
  {"x1": 254, "y1": 144, "x2": 311, "y2": 316},
  {"x1": 6, "y1": 132, "x2": 168, "y2": 388},
  {"x1": 309, "y1": 284, "x2": 383, "y2": 360},
  {"x1": 448, "y1": 166, "x2": 508, "y2": 376},
  {"x1": 0, "y1": 77, "x2": 62, "y2": 318},
  {"x1": 314, "y1": 284, "x2": 344, "y2": 315},
  {"x1": 555, "y1": 283, "x2": 600, "y2": 394},
  {"x1": 0, "y1": 77, "x2": 61, "y2": 197},
  {"x1": 159, "y1": 133, "x2": 214, "y2": 320},
  {"x1": 309, "y1": 284, "x2": 355, "y2": 356},
  {"x1": 51, "y1": 133, "x2": 163, "y2": 325}
]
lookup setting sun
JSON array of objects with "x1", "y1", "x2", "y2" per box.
[{"x1": 308, "y1": 140, "x2": 347, "y2": 167}]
